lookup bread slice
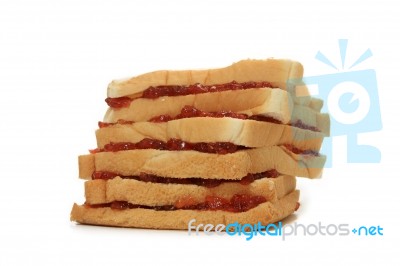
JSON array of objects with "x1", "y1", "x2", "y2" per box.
[
  {"x1": 105, "y1": 88, "x2": 293, "y2": 124},
  {"x1": 79, "y1": 146, "x2": 325, "y2": 179},
  {"x1": 96, "y1": 117, "x2": 325, "y2": 150},
  {"x1": 71, "y1": 190, "x2": 299, "y2": 229},
  {"x1": 103, "y1": 88, "x2": 330, "y2": 135},
  {"x1": 84, "y1": 175, "x2": 296, "y2": 206},
  {"x1": 107, "y1": 59, "x2": 303, "y2": 98}
]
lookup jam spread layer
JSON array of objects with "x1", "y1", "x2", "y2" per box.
[
  {"x1": 86, "y1": 193, "x2": 268, "y2": 212},
  {"x1": 91, "y1": 170, "x2": 280, "y2": 188},
  {"x1": 90, "y1": 138, "x2": 245, "y2": 155},
  {"x1": 99, "y1": 105, "x2": 320, "y2": 132},
  {"x1": 90, "y1": 138, "x2": 319, "y2": 156},
  {"x1": 149, "y1": 106, "x2": 281, "y2": 123},
  {"x1": 105, "y1": 81, "x2": 274, "y2": 108}
]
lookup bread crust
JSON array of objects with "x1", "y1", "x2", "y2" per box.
[
  {"x1": 96, "y1": 117, "x2": 325, "y2": 150},
  {"x1": 107, "y1": 59, "x2": 304, "y2": 98},
  {"x1": 71, "y1": 190, "x2": 299, "y2": 229},
  {"x1": 84, "y1": 175, "x2": 296, "y2": 205},
  {"x1": 78, "y1": 146, "x2": 325, "y2": 179}
]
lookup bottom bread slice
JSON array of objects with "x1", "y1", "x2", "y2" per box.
[
  {"x1": 84, "y1": 175, "x2": 296, "y2": 206},
  {"x1": 71, "y1": 190, "x2": 299, "y2": 230}
]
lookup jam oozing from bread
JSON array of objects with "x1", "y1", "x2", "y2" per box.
[
  {"x1": 91, "y1": 169, "x2": 280, "y2": 188},
  {"x1": 142, "y1": 81, "x2": 274, "y2": 99},
  {"x1": 105, "y1": 81, "x2": 274, "y2": 108},
  {"x1": 90, "y1": 138, "x2": 245, "y2": 154},
  {"x1": 89, "y1": 138, "x2": 319, "y2": 156},
  {"x1": 149, "y1": 105, "x2": 283, "y2": 124},
  {"x1": 282, "y1": 144, "x2": 320, "y2": 156},
  {"x1": 150, "y1": 106, "x2": 249, "y2": 122},
  {"x1": 86, "y1": 194, "x2": 268, "y2": 212},
  {"x1": 98, "y1": 105, "x2": 321, "y2": 132},
  {"x1": 105, "y1": 97, "x2": 132, "y2": 108}
]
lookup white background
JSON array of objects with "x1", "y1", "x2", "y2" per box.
[{"x1": 1, "y1": 0, "x2": 399, "y2": 265}]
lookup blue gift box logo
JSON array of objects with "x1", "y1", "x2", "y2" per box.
[{"x1": 290, "y1": 39, "x2": 382, "y2": 165}]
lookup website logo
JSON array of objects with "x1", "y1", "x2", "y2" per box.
[
  {"x1": 289, "y1": 39, "x2": 382, "y2": 165},
  {"x1": 188, "y1": 219, "x2": 384, "y2": 241}
]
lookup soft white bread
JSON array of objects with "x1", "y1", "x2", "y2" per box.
[
  {"x1": 79, "y1": 146, "x2": 326, "y2": 179},
  {"x1": 96, "y1": 117, "x2": 325, "y2": 150},
  {"x1": 107, "y1": 59, "x2": 303, "y2": 98},
  {"x1": 104, "y1": 88, "x2": 330, "y2": 135},
  {"x1": 71, "y1": 190, "x2": 299, "y2": 229},
  {"x1": 105, "y1": 88, "x2": 293, "y2": 124},
  {"x1": 84, "y1": 175, "x2": 296, "y2": 205}
]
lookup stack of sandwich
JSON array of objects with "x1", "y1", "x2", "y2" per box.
[{"x1": 71, "y1": 59, "x2": 329, "y2": 229}]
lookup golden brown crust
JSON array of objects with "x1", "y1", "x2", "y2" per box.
[
  {"x1": 78, "y1": 146, "x2": 325, "y2": 180},
  {"x1": 107, "y1": 59, "x2": 304, "y2": 98},
  {"x1": 96, "y1": 117, "x2": 325, "y2": 150},
  {"x1": 84, "y1": 175, "x2": 296, "y2": 205},
  {"x1": 71, "y1": 190, "x2": 300, "y2": 229},
  {"x1": 78, "y1": 154, "x2": 95, "y2": 179}
]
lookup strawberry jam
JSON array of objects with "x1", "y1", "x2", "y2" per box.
[
  {"x1": 91, "y1": 169, "x2": 280, "y2": 188},
  {"x1": 90, "y1": 138, "x2": 245, "y2": 154},
  {"x1": 86, "y1": 193, "x2": 267, "y2": 212},
  {"x1": 150, "y1": 106, "x2": 249, "y2": 122},
  {"x1": 105, "y1": 81, "x2": 274, "y2": 108},
  {"x1": 283, "y1": 144, "x2": 320, "y2": 156},
  {"x1": 105, "y1": 97, "x2": 132, "y2": 108},
  {"x1": 291, "y1": 120, "x2": 320, "y2": 133},
  {"x1": 98, "y1": 105, "x2": 320, "y2": 133},
  {"x1": 142, "y1": 81, "x2": 273, "y2": 99},
  {"x1": 90, "y1": 138, "x2": 318, "y2": 156}
]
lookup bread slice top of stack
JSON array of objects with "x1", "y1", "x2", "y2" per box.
[
  {"x1": 71, "y1": 58, "x2": 328, "y2": 229},
  {"x1": 104, "y1": 59, "x2": 329, "y2": 135}
]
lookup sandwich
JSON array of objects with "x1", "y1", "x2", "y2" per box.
[{"x1": 71, "y1": 59, "x2": 329, "y2": 229}]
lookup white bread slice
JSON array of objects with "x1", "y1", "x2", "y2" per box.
[
  {"x1": 107, "y1": 59, "x2": 303, "y2": 98},
  {"x1": 96, "y1": 117, "x2": 324, "y2": 150},
  {"x1": 78, "y1": 146, "x2": 325, "y2": 179},
  {"x1": 103, "y1": 89, "x2": 330, "y2": 135},
  {"x1": 105, "y1": 88, "x2": 293, "y2": 125},
  {"x1": 84, "y1": 175, "x2": 296, "y2": 205},
  {"x1": 292, "y1": 105, "x2": 330, "y2": 135},
  {"x1": 71, "y1": 190, "x2": 300, "y2": 229}
]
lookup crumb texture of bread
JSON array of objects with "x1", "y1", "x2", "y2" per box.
[
  {"x1": 103, "y1": 89, "x2": 330, "y2": 135},
  {"x1": 105, "y1": 88, "x2": 294, "y2": 124},
  {"x1": 78, "y1": 146, "x2": 325, "y2": 180},
  {"x1": 71, "y1": 190, "x2": 299, "y2": 229},
  {"x1": 84, "y1": 175, "x2": 296, "y2": 205},
  {"x1": 107, "y1": 59, "x2": 304, "y2": 98},
  {"x1": 96, "y1": 117, "x2": 326, "y2": 150}
]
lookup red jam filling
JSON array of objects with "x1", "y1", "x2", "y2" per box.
[
  {"x1": 91, "y1": 169, "x2": 280, "y2": 188},
  {"x1": 90, "y1": 138, "x2": 245, "y2": 154},
  {"x1": 150, "y1": 106, "x2": 249, "y2": 122},
  {"x1": 98, "y1": 105, "x2": 320, "y2": 132},
  {"x1": 142, "y1": 81, "x2": 273, "y2": 99},
  {"x1": 105, "y1": 81, "x2": 274, "y2": 108},
  {"x1": 86, "y1": 193, "x2": 267, "y2": 212},
  {"x1": 89, "y1": 139, "x2": 319, "y2": 156},
  {"x1": 105, "y1": 97, "x2": 132, "y2": 108},
  {"x1": 282, "y1": 144, "x2": 320, "y2": 156}
]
